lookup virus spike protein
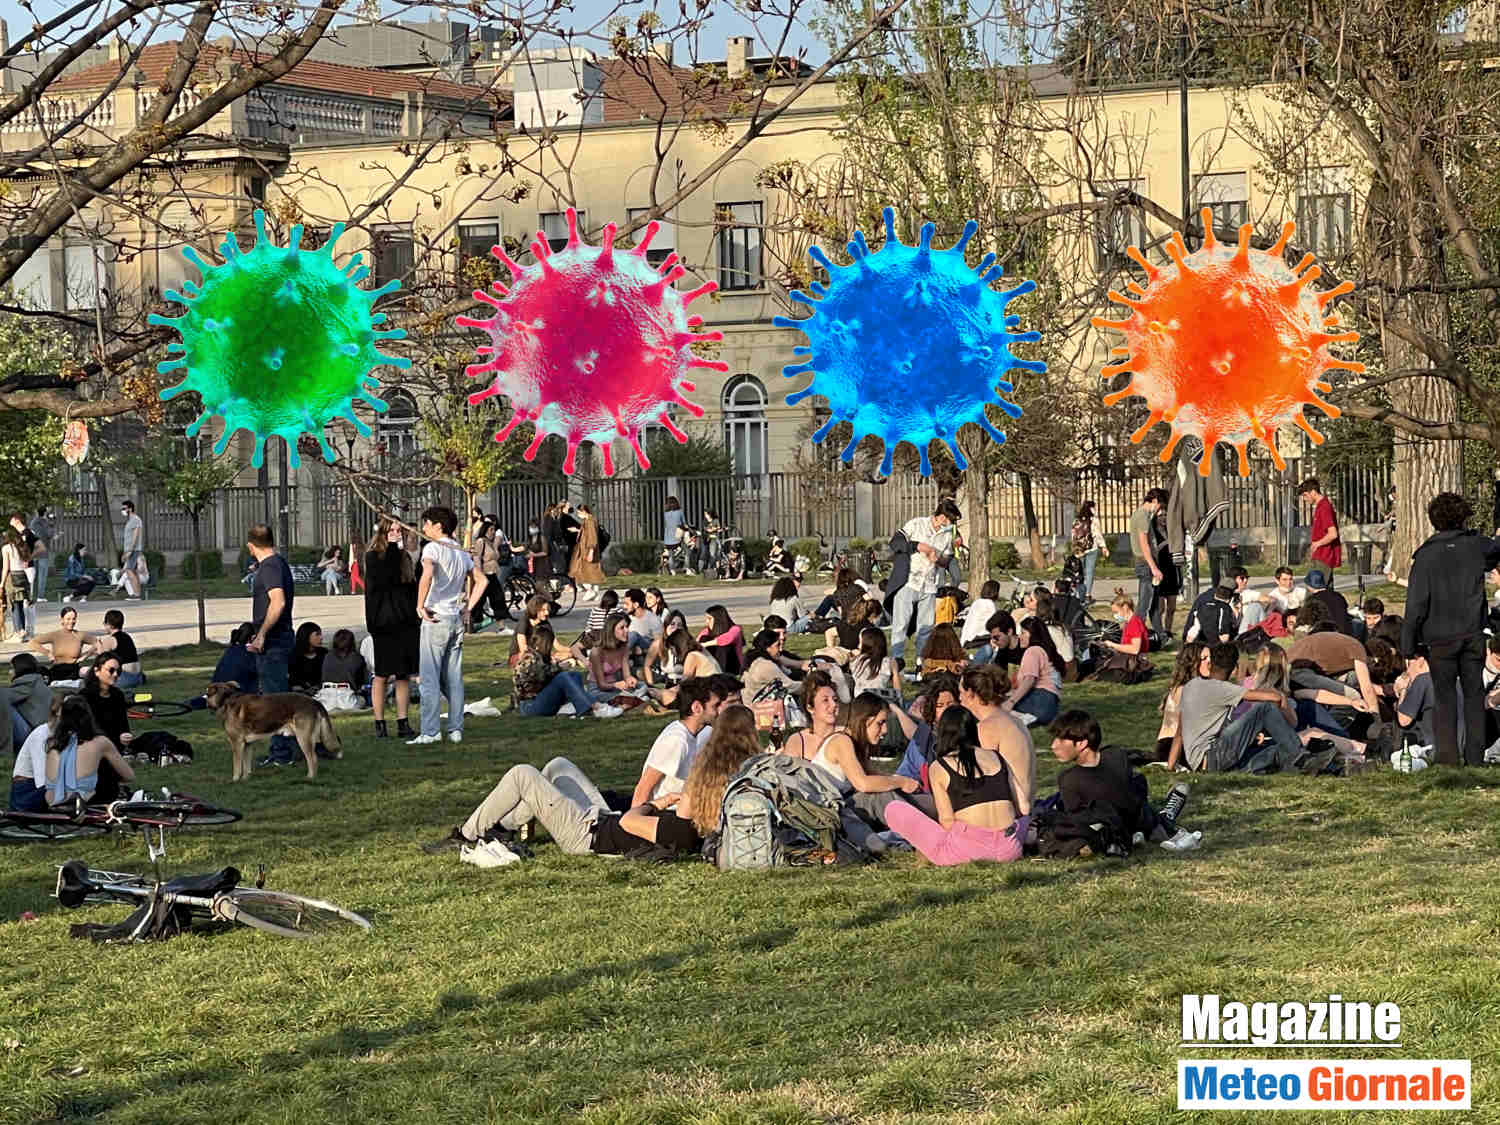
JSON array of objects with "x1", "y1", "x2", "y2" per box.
[
  {"x1": 455, "y1": 209, "x2": 719, "y2": 475},
  {"x1": 775, "y1": 207, "x2": 1045, "y2": 477},
  {"x1": 1091, "y1": 207, "x2": 1363, "y2": 477},
  {"x1": 151, "y1": 209, "x2": 410, "y2": 468}
]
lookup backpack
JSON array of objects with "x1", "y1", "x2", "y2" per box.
[
  {"x1": 713, "y1": 753, "x2": 867, "y2": 870},
  {"x1": 1090, "y1": 649, "x2": 1153, "y2": 684},
  {"x1": 597, "y1": 524, "x2": 612, "y2": 553}
]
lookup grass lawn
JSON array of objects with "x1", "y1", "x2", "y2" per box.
[{"x1": 2, "y1": 636, "x2": 1496, "y2": 1124}]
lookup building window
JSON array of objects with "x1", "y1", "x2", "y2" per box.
[
  {"x1": 64, "y1": 243, "x2": 105, "y2": 311},
  {"x1": 626, "y1": 207, "x2": 675, "y2": 268},
  {"x1": 1194, "y1": 171, "x2": 1249, "y2": 236},
  {"x1": 539, "y1": 210, "x2": 585, "y2": 254},
  {"x1": 378, "y1": 390, "x2": 420, "y2": 465},
  {"x1": 9, "y1": 246, "x2": 51, "y2": 310},
  {"x1": 716, "y1": 201, "x2": 763, "y2": 291},
  {"x1": 722, "y1": 374, "x2": 768, "y2": 476},
  {"x1": 249, "y1": 176, "x2": 267, "y2": 204},
  {"x1": 1094, "y1": 179, "x2": 1147, "y2": 272},
  {"x1": 371, "y1": 225, "x2": 414, "y2": 290},
  {"x1": 1297, "y1": 168, "x2": 1352, "y2": 257},
  {"x1": 457, "y1": 220, "x2": 500, "y2": 283},
  {"x1": 166, "y1": 399, "x2": 207, "y2": 461}
]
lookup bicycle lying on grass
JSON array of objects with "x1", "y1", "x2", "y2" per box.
[
  {"x1": 55, "y1": 860, "x2": 372, "y2": 941},
  {"x1": 0, "y1": 792, "x2": 240, "y2": 844}
]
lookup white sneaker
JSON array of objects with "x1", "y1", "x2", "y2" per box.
[
  {"x1": 406, "y1": 733, "x2": 442, "y2": 745},
  {"x1": 460, "y1": 840, "x2": 521, "y2": 868},
  {"x1": 1160, "y1": 828, "x2": 1203, "y2": 852},
  {"x1": 62, "y1": 595, "x2": 72, "y2": 603},
  {"x1": 448, "y1": 731, "x2": 462, "y2": 744},
  {"x1": 556, "y1": 702, "x2": 577, "y2": 717},
  {"x1": 591, "y1": 703, "x2": 624, "y2": 719},
  {"x1": 36, "y1": 598, "x2": 47, "y2": 603},
  {"x1": 1484, "y1": 740, "x2": 1500, "y2": 765}
]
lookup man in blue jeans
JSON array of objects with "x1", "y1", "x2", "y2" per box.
[
  {"x1": 245, "y1": 523, "x2": 294, "y2": 694},
  {"x1": 1170, "y1": 643, "x2": 1328, "y2": 774},
  {"x1": 408, "y1": 505, "x2": 485, "y2": 746},
  {"x1": 1129, "y1": 488, "x2": 1169, "y2": 632}
]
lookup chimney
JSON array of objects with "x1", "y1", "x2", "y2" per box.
[
  {"x1": 727, "y1": 35, "x2": 751, "y2": 78},
  {"x1": 650, "y1": 41, "x2": 673, "y2": 66}
]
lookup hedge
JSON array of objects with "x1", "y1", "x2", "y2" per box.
[
  {"x1": 606, "y1": 539, "x2": 661, "y2": 575},
  {"x1": 180, "y1": 551, "x2": 225, "y2": 580},
  {"x1": 990, "y1": 541, "x2": 1022, "y2": 571}
]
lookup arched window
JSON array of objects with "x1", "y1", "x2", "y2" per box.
[
  {"x1": 722, "y1": 375, "x2": 767, "y2": 477},
  {"x1": 379, "y1": 390, "x2": 420, "y2": 466}
]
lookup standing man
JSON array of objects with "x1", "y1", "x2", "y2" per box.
[
  {"x1": 408, "y1": 505, "x2": 485, "y2": 746},
  {"x1": 119, "y1": 499, "x2": 145, "y2": 600},
  {"x1": 1298, "y1": 478, "x2": 1341, "y2": 589},
  {"x1": 889, "y1": 497, "x2": 961, "y2": 671},
  {"x1": 245, "y1": 523, "x2": 294, "y2": 694},
  {"x1": 1400, "y1": 492, "x2": 1500, "y2": 767},
  {"x1": 1130, "y1": 488, "x2": 1169, "y2": 632},
  {"x1": 28, "y1": 508, "x2": 51, "y2": 602}
]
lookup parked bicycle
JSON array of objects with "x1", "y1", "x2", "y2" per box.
[
  {"x1": 659, "y1": 524, "x2": 699, "y2": 575},
  {"x1": 55, "y1": 860, "x2": 370, "y2": 941},
  {"x1": 502, "y1": 570, "x2": 577, "y2": 617},
  {"x1": 125, "y1": 693, "x2": 192, "y2": 720},
  {"x1": 0, "y1": 791, "x2": 240, "y2": 844}
]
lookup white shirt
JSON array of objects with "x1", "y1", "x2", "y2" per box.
[
  {"x1": 420, "y1": 538, "x2": 474, "y2": 620},
  {"x1": 359, "y1": 634, "x2": 376, "y2": 670},
  {"x1": 12, "y1": 722, "x2": 49, "y2": 783},
  {"x1": 643, "y1": 719, "x2": 699, "y2": 800},
  {"x1": 630, "y1": 609, "x2": 662, "y2": 640},
  {"x1": 901, "y1": 516, "x2": 956, "y2": 596},
  {"x1": 1265, "y1": 584, "x2": 1308, "y2": 613},
  {"x1": 962, "y1": 598, "x2": 998, "y2": 645}
]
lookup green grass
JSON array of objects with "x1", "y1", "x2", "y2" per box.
[{"x1": 2, "y1": 638, "x2": 1496, "y2": 1123}]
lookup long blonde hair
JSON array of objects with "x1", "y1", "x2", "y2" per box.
[
  {"x1": 365, "y1": 516, "x2": 415, "y2": 584},
  {"x1": 1253, "y1": 645, "x2": 1290, "y2": 694},
  {"x1": 682, "y1": 704, "x2": 760, "y2": 835}
]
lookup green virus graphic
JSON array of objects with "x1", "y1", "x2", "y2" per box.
[{"x1": 151, "y1": 210, "x2": 410, "y2": 467}]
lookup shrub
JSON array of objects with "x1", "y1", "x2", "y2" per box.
[
  {"x1": 847, "y1": 537, "x2": 870, "y2": 551},
  {"x1": 606, "y1": 539, "x2": 660, "y2": 576},
  {"x1": 180, "y1": 551, "x2": 225, "y2": 580},
  {"x1": 990, "y1": 541, "x2": 1022, "y2": 571},
  {"x1": 744, "y1": 537, "x2": 772, "y2": 568},
  {"x1": 287, "y1": 546, "x2": 322, "y2": 565},
  {"x1": 789, "y1": 537, "x2": 821, "y2": 564},
  {"x1": 144, "y1": 550, "x2": 166, "y2": 580}
]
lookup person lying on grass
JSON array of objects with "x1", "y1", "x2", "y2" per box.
[
  {"x1": 1044, "y1": 709, "x2": 1197, "y2": 853},
  {"x1": 883, "y1": 707, "x2": 1025, "y2": 866},
  {"x1": 423, "y1": 704, "x2": 761, "y2": 859}
]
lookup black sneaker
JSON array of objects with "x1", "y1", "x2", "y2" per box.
[
  {"x1": 421, "y1": 827, "x2": 470, "y2": 855},
  {"x1": 373, "y1": 720, "x2": 389, "y2": 739},
  {"x1": 257, "y1": 754, "x2": 290, "y2": 769},
  {"x1": 396, "y1": 718, "x2": 415, "y2": 739},
  {"x1": 1158, "y1": 781, "x2": 1190, "y2": 830}
]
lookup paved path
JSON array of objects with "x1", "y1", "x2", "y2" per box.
[{"x1": 0, "y1": 571, "x2": 1389, "y2": 657}]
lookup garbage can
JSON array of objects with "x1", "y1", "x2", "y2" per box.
[
  {"x1": 1208, "y1": 542, "x2": 1243, "y2": 589},
  {"x1": 1349, "y1": 542, "x2": 1372, "y2": 578},
  {"x1": 844, "y1": 547, "x2": 874, "y2": 583}
]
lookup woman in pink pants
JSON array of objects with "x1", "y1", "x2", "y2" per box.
[{"x1": 885, "y1": 707, "x2": 1025, "y2": 865}]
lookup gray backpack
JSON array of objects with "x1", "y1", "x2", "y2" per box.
[{"x1": 714, "y1": 753, "x2": 862, "y2": 870}]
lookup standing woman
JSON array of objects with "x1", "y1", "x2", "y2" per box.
[
  {"x1": 1072, "y1": 500, "x2": 1108, "y2": 601},
  {"x1": 1152, "y1": 506, "x2": 1181, "y2": 634},
  {"x1": 569, "y1": 504, "x2": 606, "y2": 603},
  {"x1": 526, "y1": 515, "x2": 552, "y2": 581},
  {"x1": 547, "y1": 501, "x2": 578, "y2": 579},
  {"x1": 662, "y1": 496, "x2": 684, "y2": 552},
  {"x1": 473, "y1": 522, "x2": 512, "y2": 630},
  {"x1": 2, "y1": 528, "x2": 30, "y2": 642},
  {"x1": 364, "y1": 517, "x2": 419, "y2": 739}
]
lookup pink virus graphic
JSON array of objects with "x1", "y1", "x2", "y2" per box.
[
  {"x1": 457, "y1": 208, "x2": 723, "y2": 475},
  {"x1": 1091, "y1": 207, "x2": 1363, "y2": 476}
]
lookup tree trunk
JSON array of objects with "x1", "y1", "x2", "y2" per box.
[
  {"x1": 190, "y1": 509, "x2": 206, "y2": 645},
  {"x1": 959, "y1": 459, "x2": 991, "y2": 590},
  {"x1": 1019, "y1": 472, "x2": 1045, "y2": 568}
]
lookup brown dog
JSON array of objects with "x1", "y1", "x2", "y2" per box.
[{"x1": 202, "y1": 682, "x2": 343, "y2": 781}]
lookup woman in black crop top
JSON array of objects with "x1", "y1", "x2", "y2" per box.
[{"x1": 884, "y1": 707, "x2": 1024, "y2": 865}]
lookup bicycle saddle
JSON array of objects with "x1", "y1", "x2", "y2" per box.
[{"x1": 56, "y1": 860, "x2": 97, "y2": 908}]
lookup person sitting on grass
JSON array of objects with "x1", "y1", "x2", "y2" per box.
[
  {"x1": 10, "y1": 695, "x2": 61, "y2": 811},
  {"x1": 289, "y1": 622, "x2": 327, "y2": 693},
  {"x1": 623, "y1": 677, "x2": 725, "y2": 807},
  {"x1": 82, "y1": 653, "x2": 132, "y2": 757},
  {"x1": 1169, "y1": 643, "x2": 1329, "y2": 774},
  {"x1": 759, "y1": 615, "x2": 809, "y2": 681},
  {"x1": 742, "y1": 629, "x2": 800, "y2": 703},
  {"x1": 970, "y1": 611, "x2": 1022, "y2": 670},
  {"x1": 46, "y1": 694, "x2": 134, "y2": 807},
  {"x1": 645, "y1": 611, "x2": 721, "y2": 687},
  {"x1": 1184, "y1": 584, "x2": 1238, "y2": 646},
  {"x1": 697, "y1": 605, "x2": 745, "y2": 675},
  {"x1": 1394, "y1": 648, "x2": 1440, "y2": 750},
  {"x1": 708, "y1": 672, "x2": 744, "y2": 709},
  {"x1": 890, "y1": 672, "x2": 961, "y2": 784},
  {"x1": 883, "y1": 707, "x2": 1025, "y2": 866},
  {"x1": 94, "y1": 609, "x2": 143, "y2": 688},
  {"x1": 1046, "y1": 710, "x2": 1198, "y2": 852},
  {"x1": 589, "y1": 613, "x2": 643, "y2": 702},
  {"x1": 847, "y1": 626, "x2": 901, "y2": 701},
  {"x1": 61, "y1": 543, "x2": 96, "y2": 603},
  {"x1": 209, "y1": 623, "x2": 260, "y2": 697},
  {"x1": 581, "y1": 589, "x2": 619, "y2": 646},
  {"x1": 960, "y1": 664, "x2": 1035, "y2": 813},
  {"x1": 1250, "y1": 644, "x2": 1373, "y2": 762},
  {"x1": 1483, "y1": 634, "x2": 1500, "y2": 760},
  {"x1": 1360, "y1": 597, "x2": 1386, "y2": 643},
  {"x1": 919, "y1": 623, "x2": 968, "y2": 679},
  {"x1": 813, "y1": 567, "x2": 867, "y2": 620},
  {"x1": 623, "y1": 588, "x2": 663, "y2": 661},
  {"x1": 508, "y1": 594, "x2": 553, "y2": 669},
  {"x1": 422, "y1": 703, "x2": 760, "y2": 861},
  {"x1": 512, "y1": 623, "x2": 623, "y2": 720},
  {"x1": 1004, "y1": 615, "x2": 1064, "y2": 726},
  {"x1": 1287, "y1": 597, "x2": 1383, "y2": 720},
  {"x1": 961, "y1": 581, "x2": 1002, "y2": 647},
  {"x1": 768, "y1": 576, "x2": 812, "y2": 634},
  {"x1": 5, "y1": 653, "x2": 53, "y2": 751},
  {"x1": 32, "y1": 606, "x2": 98, "y2": 682},
  {"x1": 321, "y1": 628, "x2": 369, "y2": 700}
]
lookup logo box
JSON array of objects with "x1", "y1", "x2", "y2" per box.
[{"x1": 1177, "y1": 1060, "x2": 1470, "y2": 1110}]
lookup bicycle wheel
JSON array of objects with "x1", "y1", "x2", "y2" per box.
[
  {"x1": 0, "y1": 815, "x2": 109, "y2": 844},
  {"x1": 216, "y1": 888, "x2": 371, "y2": 939},
  {"x1": 126, "y1": 700, "x2": 192, "y2": 719},
  {"x1": 112, "y1": 798, "x2": 242, "y2": 829},
  {"x1": 547, "y1": 577, "x2": 577, "y2": 616},
  {"x1": 504, "y1": 574, "x2": 534, "y2": 614}
]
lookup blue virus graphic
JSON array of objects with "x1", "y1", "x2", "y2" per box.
[
  {"x1": 151, "y1": 210, "x2": 411, "y2": 468},
  {"x1": 775, "y1": 207, "x2": 1045, "y2": 476}
]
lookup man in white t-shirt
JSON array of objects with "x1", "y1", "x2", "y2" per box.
[
  {"x1": 408, "y1": 505, "x2": 485, "y2": 745},
  {"x1": 629, "y1": 678, "x2": 723, "y2": 805},
  {"x1": 889, "y1": 498, "x2": 961, "y2": 668}
]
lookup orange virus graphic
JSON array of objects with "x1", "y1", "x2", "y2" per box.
[{"x1": 1091, "y1": 207, "x2": 1363, "y2": 475}]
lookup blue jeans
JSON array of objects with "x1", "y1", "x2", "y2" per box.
[
  {"x1": 256, "y1": 640, "x2": 292, "y2": 694},
  {"x1": 1011, "y1": 687, "x2": 1059, "y2": 726},
  {"x1": 1135, "y1": 562, "x2": 1161, "y2": 631},
  {"x1": 519, "y1": 670, "x2": 594, "y2": 717},
  {"x1": 9, "y1": 776, "x2": 46, "y2": 812},
  {"x1": 890, "y1": 585, "x2": 934, "y2": 664},
  {"x1": 419, "y1": 617, "x2": 466, "y2": 736},
  {"x1": 896, "y1": 723, "x2": 936, "y2": 783},
  {"x1": 1081, "y1": 549, "x2": 1099, "y2": 598},
  {"x1": 787, "y1": 614, "x2": 815, "y2": 634},
  {"x1": 1208, "y1": 701, "x2": 1303, "y2": 773},
  {"x1": 32, "y1": 556, "x2": 49, "y2": 600},
  {"x1": 118, "y1": 670, "x2": 144, "y2": 690}
]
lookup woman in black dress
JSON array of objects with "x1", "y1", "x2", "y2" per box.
[
  {"x1": 1152, "y1": 508, "x2": 1181, "y2": 635},
  {"x1": 363, "y1": 516, "x2": 419, "y2": 739}
]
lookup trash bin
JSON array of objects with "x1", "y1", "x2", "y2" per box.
[
  {"x1": 1349, "y1": 542, "x2": 1372, "y2": 577},
  {"x1": 844, "y1": 547, "x2": 874, "y2": 583}
]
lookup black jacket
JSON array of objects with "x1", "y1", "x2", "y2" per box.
[
  {"x1": 1401, "y1": 529, "x2": 1500, "y2": 655},
  {"x1": 363, "y1": 543, "x2": 419, "y2": 634}
]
